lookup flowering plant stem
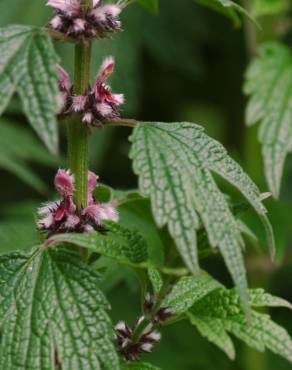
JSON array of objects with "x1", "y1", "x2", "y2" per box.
[{"x1": 67, "y1": 28, "x2": 92, "y2": 209}]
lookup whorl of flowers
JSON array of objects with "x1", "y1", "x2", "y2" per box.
[
  {"x1": 115, "y1": 294, "x2": 174, "y2": 361},
  {"x1": 47, "y1": 0, "x2": 122, "y2": 39},
  {"x1": 37, "y1": 169, "x2": 118, "y2": 235},
  {"x1": 57, "y1": 56, "x2": 124, "y2": 126}
]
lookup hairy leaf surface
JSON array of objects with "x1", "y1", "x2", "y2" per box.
[
  {"x1": 188, "y1": 288, "x2": 292, "y2": 362},
  {"x1": 148, "y1": 267, "x2": 163, "y2": 294},
  {"x1": 0, "y1": 248, "x2": 119, "y2": 370},
  {"x1": 244, "y1": 42, "x2": 292, "y2": 197},
  {"x1": 162, "y1": 271, "x2": 222, "y2": 314},
  {"x1": 0, "y1": 25, "x2": 59, "y2": 154},
  {"x1": 130, "y1": 121, "x2": 273, "y2": 312},
  {"x1": 49, "y1": 222, "x2": 148, "y2": 265}
]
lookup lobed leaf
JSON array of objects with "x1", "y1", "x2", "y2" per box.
[
  {"x1": 244, "y1": 42, "x2": 292, "y2": 197},
  {"x1": 0, "y1": 25, "x2": 59, "y2": 154},
  {"x1": 130, "y1": 121, "x2": 273, "y2": 313},
  {"x1": 188, "y1": 288, "x2": 292, "y2": 362},
  {"x1": 49, "y1": 222, "x2": 148, "y2": 265},
  {"x1": 0, "y1": 248, "x2": 119, "y2": 370}
]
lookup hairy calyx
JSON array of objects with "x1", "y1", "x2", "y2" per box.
[
  {"x1": 116, "y1": 293, "x2": 174, "y2": 361},
  {"x1": 37, "y1": 169, "x2": 118, "y2": 235},
  {"x1": 57, "y1": 56, "x2": 124, "y2": 126},
  {"x1": 47, "y1": 0, "x2": 122, "y2": 39}
]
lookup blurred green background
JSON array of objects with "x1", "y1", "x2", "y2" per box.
[{"x1": 0, "y1": 1, "x2": 292, "y2": 369}]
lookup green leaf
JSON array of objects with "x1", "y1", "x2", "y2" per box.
[
  {"x1": 0, "y1": 25, "x2": 59, "y2": 154},
  {"x1": 49, "y1": 222, "x2": 148, "y2": 265},
  {"x1": 244, "y1": 42, "x2": 292, "y2": 197},
  {"x1": 137, "y1": 0, "x2": 159, "y2": 14},
  {"x1": 0, "y1": 248, "x2": 119, "y2": 370},
  {"x1": 249, "y1": 288, "x2": 292, "y2": 309},
  {"x1": 194, "y1": 0, "x2": 259, "y2": 28},
  {"x1": 0, "y1": 118, "x2": 58, "y2": 192},
  {"x1": 148, "y1": 267, "x2": 163, "y2": 294},
  {"x1": 188, "y1": 288, "x2": 292, "y2": 362},
  {"x1": 130, "y1": 121, "x2": 273, "y2": 313},
  {"x1": 162, "y1": 271, "x2": 222, "y2": 315},
  {"x1": 119, "y1": 197, "x2": 165, "y2": 265}
]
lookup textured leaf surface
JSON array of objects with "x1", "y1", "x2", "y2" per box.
[
  {"x1": 148, "y1": 267, "x2": 163, "y2": 294},
  {"x1": 194, "y1": 0, "x2": 258, "y2": 27},
  {"x1": 130, "y1": 121, "x2": 273, "y2": 312},
  {"x1": 0, "y1": 119, "x2": 58, "y2": 192},
  {"x1": 162, "y1": 271, "x2": 222, "y2": 315},
  {"x1": 244, "y1": 42, "x2": 292, "y2": 197},
  {"x1": 49, "y1": 222, "x2": 148, "y2": 265},
  {"x1": 188, "y1": 288, "x2": 292, "y2": 362},
  {"x1": 0, "y1": 248, "x2": 119, "y2": 370},
  {"x1": 0, "y1": 25, "x2": 59, "y2": 154}
]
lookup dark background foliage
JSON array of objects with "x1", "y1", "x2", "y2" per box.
[{"x1": 0, "y1": 1, "x2": 291, "y2": 369}]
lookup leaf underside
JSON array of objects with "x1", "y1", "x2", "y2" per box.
[
  {"x1": 188, "y1": 288, "x2": 292, "y2": 362},
  {"x1": 0, "y1": 25, "x2": 59, "y2": 154},
  {"x1": 244, "y1": 42, "x2": 292, "y2": 197},
  {"x1": 0, "y1": 248, "x2": 119, "y2": 370},
  {"x1": 130, "y1": 121, "x2": 274, "y2": 313}
]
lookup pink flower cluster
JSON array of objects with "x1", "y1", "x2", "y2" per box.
[
  {"x1": 37, "y1": 169, "x2": 118, "y2": 235},
  {"x1": 47, "y1": 0, "x2": 122, "y2": 39},
  {"x1": 57, "y1": 56, "x2": 124, "y2": 126}
]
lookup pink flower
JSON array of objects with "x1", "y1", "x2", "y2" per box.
[
  {"x1": 56, "y1": 65, "x2": 72, "y2": 113},
  {"x1": 95, "y1": 102, "x2": 113, "y2": 117},
  {"x1": 56, "y1": 65, "x2": 72, "y2": 92},
  {"x1": 47, "y1": 0, "x2": 80, "y2": 16},
  {"x1": 54, "y1": 169, "x2": 74, "y2": 197},
  {"x1": 50, "y1": 15, "x2": 63, "y2": 30},
  {"x1": 82, "y1": 202, "x2": 119, "y2": 224},
  {"x1": 73, "y1": 18, "x2": 86, "y2": 33},
  {"x1": 93, "y1": 0, "x2": 101, "y2": 7},
  {"x1": 72, "y1": 95, "x2": 87, "y2": 112},
  {"x1": 90, "y1": 4, "x2": 121, "y2": 27},
  {"x1": 47, "y1": 0, "x2": 122, "y2": 39},
  {"x1": 56, "y1": 58, "x2": 124, "y2": 125},
  {"x1": 93, "y1": 56, "x2": 115, "y2": 99},
  {"x1": 88, "y1": 170, "x2": 99, "y2": 193},
  {"x1": 88, "y1": 170, "x2": 99, "y2": 205}
]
